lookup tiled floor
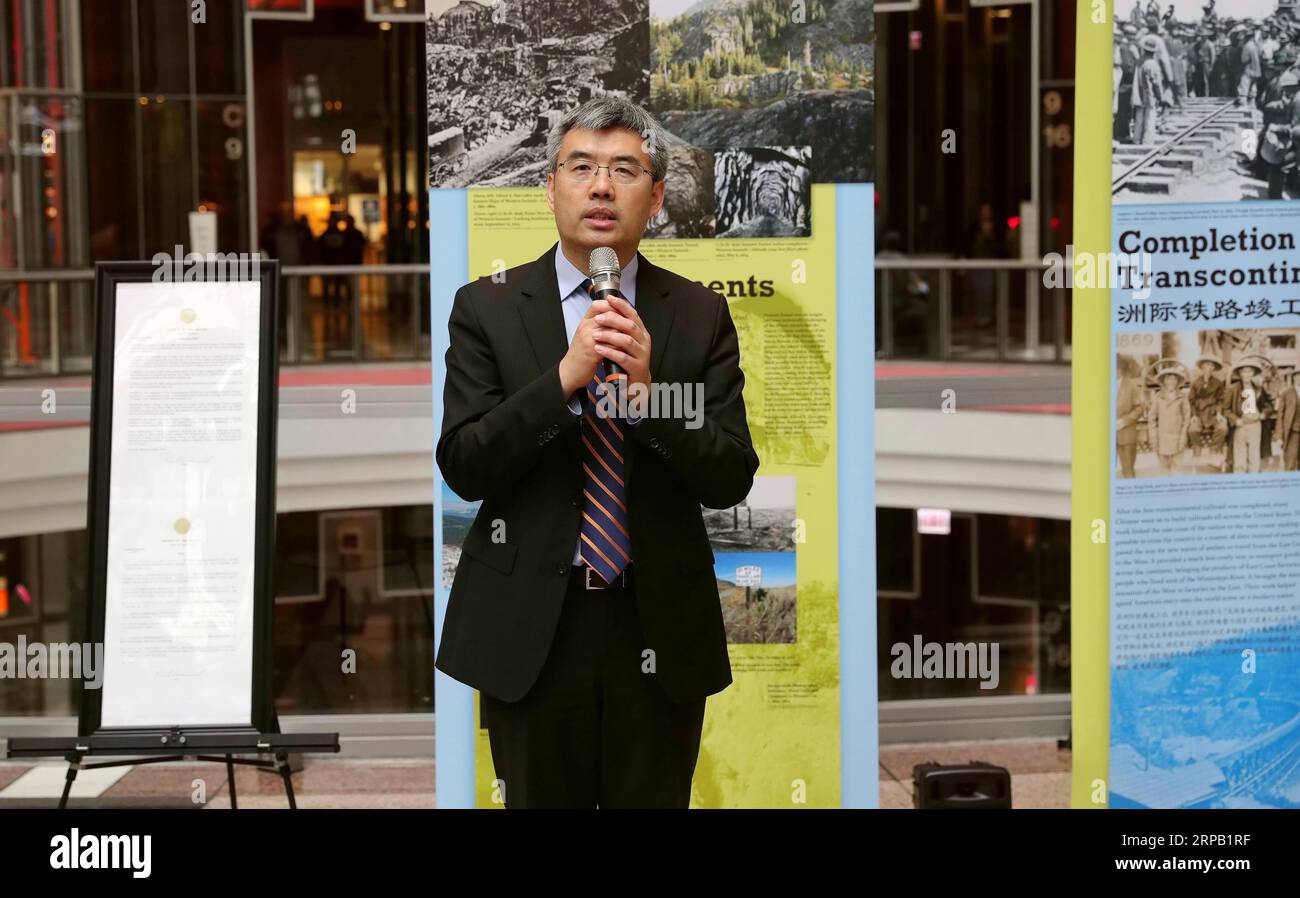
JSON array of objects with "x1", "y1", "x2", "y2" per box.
[
  {"x1": 0, "y1": 759, "x2": 435, "y2": 809},
  {"x1": 2, "y1": 738, "x2": 1067, "y2": 808},
  {"x1": 879, "y1": 738, "x2": 1072, "y2": 809}
]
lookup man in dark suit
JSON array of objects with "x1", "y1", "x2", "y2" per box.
[{"x1": 435, "y1": 97, "x2": 759, "y2": 808}]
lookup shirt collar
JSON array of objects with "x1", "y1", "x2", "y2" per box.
[{"x1": 554, "y1": 244, "x2": 638, "y2": 304}]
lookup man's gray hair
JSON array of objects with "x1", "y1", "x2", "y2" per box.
[{"x1": 546, "y1": 96, "x2": 670, "y2": 182}]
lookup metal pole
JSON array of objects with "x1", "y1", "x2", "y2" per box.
[
  {"x1": 49, "y1": 283, "x2": 59, "y2": 375},
  {"x1": 996, "y1": 269, "x2": 1009, "y2": 361},
  {"x1": 243, "y1": 11, "x2": 258, "y2": 254},
  {"x1": 352, "y1": 274, "x2": 363, "y2": 360},
  {"x1": 879, "y1": 272, "x2": 894, "y2": 358},
  {"x1": 1026, "y1": 268, "x2": 1040, "y2": 359},
  {"x1": 939, "y1": 269, "x2": 951, "y2": 361}
]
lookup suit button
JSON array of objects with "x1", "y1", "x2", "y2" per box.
[
  {"x1": 664, "y1": 448, "x2": 673, "y2": 458},
  {"x1": 538, "y1": 434, "x2": 546, "y2": 444},
  {"x1": 557, "y1": 563, "x2": 568, "y2": 575},
  {"x1": 649, "y1": 437, "x2": 660, "y2": 448}
]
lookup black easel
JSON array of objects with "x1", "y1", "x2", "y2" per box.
[
  {"x1": 4, "y1": 262, "x2": 339, "y2": 809},
  {"x1": 7, "y1": 728, "x2": 339, "y2": 809}
]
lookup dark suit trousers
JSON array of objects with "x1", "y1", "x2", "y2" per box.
[{"x1": 481, "y1": 569, "x2": 707, "y2": 809}]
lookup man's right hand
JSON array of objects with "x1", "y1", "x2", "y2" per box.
[{"x1": 559, "y1": 299, "x2": 614, "y2": 399}]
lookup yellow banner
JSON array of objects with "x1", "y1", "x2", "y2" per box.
[{"x1": 463, "y1": 185, "x2": 841, "y2": 808}]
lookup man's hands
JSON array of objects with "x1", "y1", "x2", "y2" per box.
[
  {"x1": 559, "y1": 300, "x2": 606, "y2": 398},
  {"x1": 559, "y1": 297, "x2": 652, "y2": 400},
  {"x1": 593, "y1": 296, "x2": 651, "y2": 391}
]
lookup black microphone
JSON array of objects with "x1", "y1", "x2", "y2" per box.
[{"x1": 588, "y1": 246, "x2": 627, "y2": 381}]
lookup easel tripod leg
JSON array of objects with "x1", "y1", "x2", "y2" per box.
[
  {"x1": 276, "y1": 752, "x2": 297, "y2": 809},
  {"x1": 59, "y1": 754, "x2": 80, "y2": 810},
  {"x1": 226, "y1": 755, "x2": 238, "y2": 809}
]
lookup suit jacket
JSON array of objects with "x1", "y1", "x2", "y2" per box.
[
  {"x1": 435, "y1": 244, "x2": 760, "y2": 705},
  {"x1": 1116, "y1": 376, "x2": 1144, "y2": 446}
]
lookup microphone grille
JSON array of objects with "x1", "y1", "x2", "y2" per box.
[{"x1": 588, "y1": 246, "x2": 620, "y2": 277}]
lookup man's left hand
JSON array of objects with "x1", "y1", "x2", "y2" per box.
[{"x1": 593, "y1": 295, "x2": 652, "y2": 391}]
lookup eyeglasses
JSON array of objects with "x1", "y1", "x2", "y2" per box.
[{"x1": 556, "y1": 158, "x2": 652, "y2": 185}]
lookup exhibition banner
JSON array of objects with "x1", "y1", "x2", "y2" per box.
[
  {"x1": 427, "y1": 0, "x2": 875, "y2": 808},
  {"x1": 443, "y1": 186, "x2": 842, "y2": 807},
  {"x1": 1078, "y1": 1, "x2": 1300, "y2": 808},
  {"x1": 1109, "y1": 204, "x2": 1300, "y2": 809}
]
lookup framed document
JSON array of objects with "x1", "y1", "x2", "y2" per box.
[{"x1": 79, "y1": 261, "x2": 280, "y2": 737}]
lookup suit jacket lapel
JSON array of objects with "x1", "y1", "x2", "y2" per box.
[
  {"x1": 625, "y1": 252, "x2": 676, "y2": 490},
  {"x1": 517, "y1": 243, "x2": 569, "y2": 374},
  {"x1": 634, "y1": 251, "x2": 675, "y2": 379}
]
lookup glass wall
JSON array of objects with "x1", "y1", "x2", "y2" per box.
[
  {"x1": 250, "y1": 5, "x2": 429, "y2": 265},
  {"x1": 877, "y1": 507, "x2": 1071, "y2": 700},
  {"x1": 0, "y1": 504, "x2": 434, "y2": 717},
  {"x1": 1, "y1": 0, "x2": 432, "y2": 377}
]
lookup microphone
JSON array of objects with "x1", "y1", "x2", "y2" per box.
[{"x1": 588, "y1": 246, "x2": 627, "y2": 380}]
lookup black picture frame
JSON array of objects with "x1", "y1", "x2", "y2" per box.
[{"x1": 77, "y1": 260, "x2": 281, "y2": 739}]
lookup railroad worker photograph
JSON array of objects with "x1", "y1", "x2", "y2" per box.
[
  {"x1": 1227, "y1": 356, "x2": 1272, "y2": 474},
  {"x1": 1117, "y1": 23, "x2": 1141, "y2": 141},
  {"x1": 1261, "y1": 361, "x2": 1288, "y2": 471},
  {"x1": 1117, "y1": 355, "x2": 1145, "y2": 479},
  {"x1": 1260, "y1": 122, "x2": 1300, "y2": 201},
  {"x1": 435, "y1": 96, "x2": 760, "y2": 809},
  {"x1": 1260, "y1": 69, "x2": 1300, "y2": 130},
  {"x1": 1144, "y1": 14, "x2": 1175, "y2": 104},
  {"x1": 1283, "y1": 366, "x2": 1300, "y2": 472},
  {"x1": 1147, "y1": 364, "x2": 1191, "y2": 475},
  {"x1": 1115, "y1": 25, "x2": 1125, "y2": 119},
  {"x1": 1187, "y1": 354, "x2": 1228, "y2": 459},
  {"x1": 1239, "y1": 24, "x2": 1263, "y2": 106},
  {"x1": 1134, "y1": 34, "x2": 1165, "y2": 146},
  {"x1": 1191, "y1": 26, "x2": 1216, "y2": 97},
  {"x1": 1211, "y1": 27, "x2": 1234, "y2": 97},
  {"x1": 1167, "y1": 22, "x2": 1189, "y2": 111}
]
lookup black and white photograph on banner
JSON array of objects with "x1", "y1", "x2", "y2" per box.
[
  {"x1": 644, "y1": 141, "x2": 718, "y2": 237},
  {"x1": 649, "y1": 0, "x2": 873, "y2": 184},
  {"x1": 646, "y1": 143, "x2": 812, "y2": 238},
  {"x1": 1111, "y1": 0, "x2": 1300, "y2": 203},
  {"x1": 425, "y1": 0, "x2": 650, "y2": 188},
  {"x1": 714, "y1": 145, "x2": 812, "y2": 237},
  {"x1": 1116, "y1": 325, "x2": 1300, "y2": 478}
]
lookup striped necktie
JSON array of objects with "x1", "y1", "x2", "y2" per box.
[{"x1": 577, "y1": 278, "x2": 631, "y2": 582}]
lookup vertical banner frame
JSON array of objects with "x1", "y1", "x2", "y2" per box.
[
  {"x1": 1070, "y1": 2, "x2": 1112, "y2": 809},
  {"x1": 430, "y1": 183, "x2": 876, "y2": 807}
]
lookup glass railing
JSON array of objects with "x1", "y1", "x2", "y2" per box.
[
  {"x1": 875, "y1": 258, "x2": 1071, "y2": 363},
  {"x1": 0, "y1": 264, "x2": 433, "y2": 379},
  {"x1": 2, "y1": 259, "x2": 1071, "y2": 379}
]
